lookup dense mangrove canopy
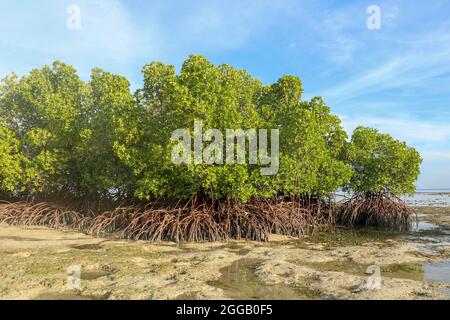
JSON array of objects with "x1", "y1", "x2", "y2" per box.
[
  {"x1": 345, "y1": 126, "x2": 422, "y2": 196},
  {"x1": 0, "y1": 56, "x2": 422, "y2": 206}
]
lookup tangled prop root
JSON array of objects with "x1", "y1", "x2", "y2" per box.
[
  {"x1": 0, "y1": 199, "x2": 318, "y2": 242},
  {"x1": 0, "y1": 201, "x2": 83, "y2": 228},
  {"x1": 295, "y1": 195, "x2": 337, "y2": 227},
  {"x1": 337, "y1": 193, "x2": 414, "y2": 230}
]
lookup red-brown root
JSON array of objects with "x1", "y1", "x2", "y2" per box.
[
  {"x1": 0, "y1": 199, "x2": 319, "y2": 242},
  {"x1": 336, "y1": 193, "x2": 414, "y2": 230}
]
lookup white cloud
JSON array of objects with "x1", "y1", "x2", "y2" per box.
[
  {"x1": 165, "y1": 0, "x2": 297, "y2": 51},
  {"x1": 314, "y1": 28, "x2": 450, "y2": 103},
  {"x1": 0, "y1": 0, "x2": 158, "y2": 81},
  {"x1": 297, "y1": 3, "x2": 401, "y2": 65},
  {"x1": 66, "y1": 0, "x2": 155, "y2": 58},
  {"x1": 384, "y1": 6, "x2": 400, "y2": 22},
  {"x1": 301, "y1": 4, "x2": 363, "y2": 64},
  {"x1": 341, "y1": 115, "x2": 450, "y2": 189},
  {"x1": 421, "y1": 152, "x2": 450, "y2": 161},
  {"x1": 341, "y1": 115, "x2": 450, "y2": 145},
  {"x1": 0, "y1": 1, "x2": 145, "y2": 55}
]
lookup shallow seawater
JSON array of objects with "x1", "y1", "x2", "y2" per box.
[
  {"x1": 80, "y1": 270, "x2": 113, "y2": 281},
  {"x1": 301, "y1": 227, "x2": 405, "y2": 248},
  {"x1": 208, "y1": 258, "x2": 321, "y2": 300},
  {"x1": 299, "y1": 204, "x2": 450, "y2": 297},
  {"x1": 411, "y1": 207, "x2": 450, "y2": 239},
  {"x1": 424, "y1": 260, "x2": 450, "y2": 284},
  {"x1": 413, "y1": 221, "x2": 440, "y2": 232},
  {"x1": 207, "y1": 221, "x2": 445, "y2": 299},
  {"x1": 300, "y1": 259, "x2": 424, "y2": 282},
  {"x1": 405, "y1": 192, "x2": 450, "y2": 207},
  {"x1": 423, "y1": 259, "x2": 450, "y2": 297},
  {"x1": 336, "y1": 191, "x2": 450, "y2": 207}
]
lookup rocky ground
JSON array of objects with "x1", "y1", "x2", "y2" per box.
[{"x1": 0, "y1": 206, "x2": 449, "y2": 300}]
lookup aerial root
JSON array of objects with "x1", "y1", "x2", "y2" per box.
[
  {"x1": 336, "y1": 192, "x2": 414, "y2": 230},
  {"x1": 0, "y1": 199, "x2": 320, "y2": 242}
]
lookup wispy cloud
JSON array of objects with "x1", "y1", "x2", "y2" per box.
[
  {"x1": 66, "y1": 0, "x2": 156, "y2": 58},
  {"x1": 341, "y1": 115, "x2": 450, "y2": 145},
  {"x1": 341, "y1": 115, "x2": 450, "y2": 189},
  {"x1": 313, "y1": 28, "x2": 450, "y2": 103},
  {"x1": 0, "y1": 0, "x2": 156, "y2": 80},
  {"x1": 179, "y1": 0, "x2": 295, "y2": 50},
  {"x1": 422, "y1": 152, "x2": 450, "y2": 161},
  {"x1": 141, "y1": 0, "x2": 299, "y2": 58}
]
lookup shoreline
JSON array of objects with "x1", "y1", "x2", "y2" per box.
[{"x1": 0, "y1": 206, "x2": 448, "y2": 300}]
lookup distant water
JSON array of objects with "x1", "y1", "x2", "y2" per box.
[
  {"x1": 416, "y1": 189, "x2": 450, "y2": 193},
  {"x1": 405, "y1": 191, "x2": 450, "y2": 207},
  {"x1": 334, "y1": 190, "x2": 450, "y2": 207},
  {"x1": 424, "y1": 260, "x2": 450, "y2": 289}
]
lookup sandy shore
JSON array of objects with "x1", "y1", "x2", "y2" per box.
[{"x1": 0, "y1": 207, "x2": 449, "y2": 300}]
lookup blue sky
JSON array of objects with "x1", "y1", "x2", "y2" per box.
[{"x1": 1, "y1": 0, "x2": 449, "y2": 189}]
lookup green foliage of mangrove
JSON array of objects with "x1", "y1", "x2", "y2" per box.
[
  {"x1": 345, "y1": 126, "x2": 422, "y2": 196},
  {"x1": 0, "y1": 56, "x2": 421, "y2": 204}
]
